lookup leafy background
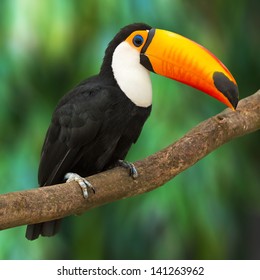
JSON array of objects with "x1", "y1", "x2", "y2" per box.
[{"x1": 0, "y1": 0, "x2": 259, "y2": 259}]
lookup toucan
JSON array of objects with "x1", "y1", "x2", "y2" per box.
[{"x1": 25, "y1": 23, "x2": 239, "y2": 240}]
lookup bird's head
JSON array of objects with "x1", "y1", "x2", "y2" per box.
[{"x1": 101, "y1": 23, "x2": 239, "y2": 110}]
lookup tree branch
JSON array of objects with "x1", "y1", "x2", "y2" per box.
[{"x1": 1, "y1": 90, "x2": 259, "y2": 231}]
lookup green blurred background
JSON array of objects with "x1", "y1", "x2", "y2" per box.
[{"x1": 0, "y1": 0, "x2": 259, "y2": 260}]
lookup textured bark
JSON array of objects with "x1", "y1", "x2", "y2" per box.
[{"x1": 0, "y1": 90, "x2": 259, "y2": 230}]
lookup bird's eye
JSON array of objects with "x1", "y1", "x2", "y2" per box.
[{"x1": 133, "y1": 35, "x2": 144, "y2": 47}]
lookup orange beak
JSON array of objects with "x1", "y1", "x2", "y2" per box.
[{"x1": 140, "y1": 28, "x2": 239, "y2": 110}]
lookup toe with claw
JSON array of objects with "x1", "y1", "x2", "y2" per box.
[
  {"x1": 118, "y1": 160, "x2": 138, "y2": 179},
  {"x1": 64, "y1": 172, "x2": 95, "y2": 199}
]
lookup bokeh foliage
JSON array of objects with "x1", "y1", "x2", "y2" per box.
[{"x1": 0, "y1": 0, "x2": 259, "y2": 259}]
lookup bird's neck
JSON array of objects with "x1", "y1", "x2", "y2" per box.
[{"x1": 101, "y1": 42, "x2": 152, "y2": 108}]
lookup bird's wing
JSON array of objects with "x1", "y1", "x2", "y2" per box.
[{"x1": 38, "y1": 84, "x2": 116, "y2": 186}]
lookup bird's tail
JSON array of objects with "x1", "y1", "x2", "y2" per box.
[{"x1": 25, "y1": 219, "x2": 62, "y2": 240}]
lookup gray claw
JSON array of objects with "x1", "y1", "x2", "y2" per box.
[
  {"x1": 118, "y1": 160, "x2": 138, "y2": 179},
  {"x1": 64, "y1": 172, "x2": 95, "y2": 199}
]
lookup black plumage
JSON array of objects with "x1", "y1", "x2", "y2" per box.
[{"x1": 26, "y1": 23, "x2": 152, "y2": 240}]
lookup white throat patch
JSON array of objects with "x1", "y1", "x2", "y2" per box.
[{"x1": 111, "y1": 41, "x2": 152, "y2": 107}]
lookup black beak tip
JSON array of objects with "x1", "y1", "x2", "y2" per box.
[{"x1": 213, "y1": 71, "x2": 239, "y2": 109}]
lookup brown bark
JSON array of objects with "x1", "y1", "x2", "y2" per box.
[{"x1": 0, "y1": 90, "x2": 259, "y2": 230}]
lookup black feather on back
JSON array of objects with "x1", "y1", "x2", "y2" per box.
[{"x1": 38, "y1": 75, "x2": 151, "y2": 186}]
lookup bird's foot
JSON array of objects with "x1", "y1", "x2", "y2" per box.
[
  {"x1": 117, "y1": 160, "x2": 138, "y2": 179},
  {"x1": 64, "y1": 172, "x2": 95, "y2": 199}
]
